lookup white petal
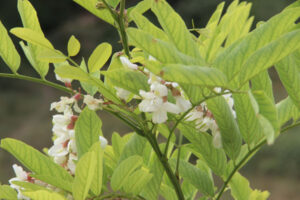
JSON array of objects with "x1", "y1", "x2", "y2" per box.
[
  {"x1": 152, "y1": 110, "x2": 168, "y2": 124},
  {"x1": 99, "y1": 136, "x2": 108, "y2": 149},
  {"x1": 175, "y1": 96, "x2": 191, "y2": 112},
  {"x1": 164, "y1": 102, "x2": 181, "y2": 114},
  {"x1": 151, "y1": 82, "x2": 168, "y2": 97},
  {"x1": 12, "y1": 164, "x2": 27, "y2": 181},
  {"x1": 120, "y1": 56, "x2": 138, "y2": 70},
  {"x1": 115, "y1": 87, "x2": 131, "y2": 100},
  {"x1": 212, "y1": 131, "x2": 222, "y2": 148}
]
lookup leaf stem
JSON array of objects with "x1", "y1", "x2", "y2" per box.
[
  {"x1": 175, "y1": 132, "x2": 183, "y2": 179},
  {"x1": 118, "y1": 0, "x2": 131, "y2": 58},
  {"x1": 0, "y1": 73, "x2": 72, "y2": 94},
  {"x1": 214, "y1": 121, "x2": 300, "y2": 200}
]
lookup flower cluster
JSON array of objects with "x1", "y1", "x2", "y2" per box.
[
  {"x1": 118, "y1": 56, "x2": 236, "y2": 148},
  {"x1": 9, "y1": 77, "x2": 108, "y2": 199},
  {"x1": 118, "y1": 56, "x2": 191, "y2": 124}
]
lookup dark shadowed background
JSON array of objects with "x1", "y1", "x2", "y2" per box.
[{"x1": 0, "y1": 0, "x2": 299, "y2": 199}]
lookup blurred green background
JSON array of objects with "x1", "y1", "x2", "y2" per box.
[{"x1": 0, "y1": 0, "x2": 299, "y2": 199}]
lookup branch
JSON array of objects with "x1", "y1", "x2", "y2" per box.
[{"x1": 0, "y1": 73, "x2": 72, "y2": 94}]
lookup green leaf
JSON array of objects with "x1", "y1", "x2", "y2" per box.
[
  {"x1": 55, "y1": 65, "x2": 90, "y2": 82},
  {"x1": 229, "y1": 172, "x2": 252, "y2": 200},
  {"x1": 23, "y1": 190, "x2": 66, "y2": 200},
  {"x1": 0, "y1": 138, "x2": 73, "y2": 182},
  {"x1": 277, "y1": 97, "x2": 300, "y2": 126},
  {"x1": 162, "y1": 64, "x2": 228, "y2": 88},
  {"x1": 72, "y1": 152, "x2": 96, "y2": 200},
  {"x1": 17, "y1": 0, "x2": 43, "y2": 33},
  {"x1": 213, "y1": 7, "x2": 300, "y2": 84},
  {"x1": 127, "y1": 28, "x2": 204, "y2": 65},
  {"x1": 10, "y1": 28, "x2": 54, "y2": 50},
  {"x1": 75, "y1": 107, "x2": 103, "y2": 158},
  {"x1": 0, "y1": 185, "x2": 18, "y2": 200},
  {"x1": 73, "y1": 0, "x2": 115, "y2": 25},
  {"x1": 79, "y1": 59, "x2": 99, "y2": 96},
  {"x1": 151, "y1": 0, "x2": 202, "y2": 59},
  {"x1": 179, "y1": 123, "x2": 227, "y2": 176},
  {"x1": 11, "y1": 181, "x2": 51, "y2": 192},
  {"x1": 88, "y1": 42, "x2": 112, "y2": 73},
  {"x1": 38, "y1": 49, "x2": 67, "y2": 63},
  {"x1": 206, "y1": 96, "x2": 242, "y2": 159},
  {"x1": 258, "y1": 115, "x2": 275, "y2": 145},
  {"x1": 169, "y1": 159, "x2": 215, "y2": 196},
  {"x1": 0, "y1": 21, "x2": 21, "y2": 73},
  {"x1": 29, "y1": 174, "x2": 72, "y2": 192},
  {"x1": 105, "y1": 68, "x2": 149, "y2": 95},
  {"x1": 128, "y1": 0, "x2": 151, "y2": 18},
  {"x1": 110, "y1": 155, "x2": 143, "y2": 191},
  {"x1": 160, "y1": 184, "x2": 177, "y2": 200},
  {"x1": 238, "y1": 29, "x2": 300, "y2": 85},
  {"x1": 122, "y1": 167, "x2": 153, "y2": 195},
  {"x1": 252, "y1": 91, "x2": 279, "y2": 133},
  {"x1": 58, "y1": 64, "x2": 121, "y2": 103},
  {"x1": 68, "y1": 35, "x2": 81, "y2": 57},
  {"x1": 251, "y1": 70, "x2": 274, "y2": 102},
  {"x1": 233, "y1": 90, "x2": 264, "y2": 146},
  {"x1": 118, "y1": 133, "x2": 147, "y2": 163},
  {"x1": 276, "y1": 54, "x2": 300, "y2": 110},
  {"x1": 249, "y1": 190, "x2": 270, "y2": 200},
  {"x1": 89, "y1": 142, "x2": 104, "y2": 196},
  {"x1": 17, "y1": 0, "x2": 50, "y2": 78},
  {"x1": 141, "y1": 155, "x2": 164, "y2": 200},
  {"x1": 203, "y1": 1, "x2": 252, "y2": 62},
  {"x1": 111, "y1": 132, "x2": 130, "y2": 160},
  {"x1": 130, "y1": 11, "x2": 168, "y2": 41}
]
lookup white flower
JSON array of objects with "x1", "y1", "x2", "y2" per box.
[
  {"x1": 148, "y1": 73, "x2": 162, "y2": 85},
  {"x1": 120, "y1": 56, "x2": 138, "y2": 70},
  {"x1": 175, "y1": 96, "x2": 191, "y2": 112},
  {"x1": 67, "y1": 153, "x2": 77, "y2": 174},
  {"x1": 50, "y1": 97, "x2": 74, "y2": 113},
  {"x1": 115, "y1": 87, "x2": 131, "y2": 100},
  {"x1": 83, "y1": 95, "x2": 103, "y2": 111},
  {"x1": 9, "y1": 164, "x2": 30, "y2": 200},
  {"x1": 48, "y1": 143, "x2": 69, "y2": 158},
  {"x1": 55, "y1": 74, "x2": 72, "y2": 83},
  {"x1": 99, "y1": 136, "x2": 108, "y2": 149},
  {"x1": 139, "y1": 90, "x2": 181, "y2": 124},
  {"x1": 212, "y1": 131, "x2": 222, "y2": 149},
  {"x1": 53, "y1": 114, "x2": 71, "y2": 126},
  {"x1": 148, "y1": 55, "x2": 157, "y2": 61}
]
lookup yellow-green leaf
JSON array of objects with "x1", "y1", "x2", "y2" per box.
[
  {"x1": 72, "y1": 152, "x2": 96, "y2": 200},
  {"x1": 111, "y1": 155, "x2": 143, "y2": 191},
  {"x1": 0, "y1": 138, "x2": 73, "y2": 184},
  {"x1": 88, "y1": 43, "x2": 112, "y2": 72},
  {"x1": 89, "y1": 142, "x2": 104, "y2": 196},
  {"x1": 17, "y1": 0, "x2": 49, "y2": 78},
  {"x1": 0, "y1": 21, "x2": 20, "y2": 73},
  {"x1": 10, "y1": 27, "x2": 54, "y2": 50},
  {"x1": 151, "y1": 0, "x2": 202, "y2": 59},
  {"x1": 75, "y1": 108, "x2": 103, "y2": 158},
  {"x1": 38, "y1": 49, "x2": 67, "y2": 63},
  {"x1": 68, "y1": 35, "x2": 81, "y2": 57},
  {"x1": 23, "y1": 190, "x2": 66, "y2": 200},
  {"x1": 0, "y1": 185, "x2": 18, "y2": 200}
]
